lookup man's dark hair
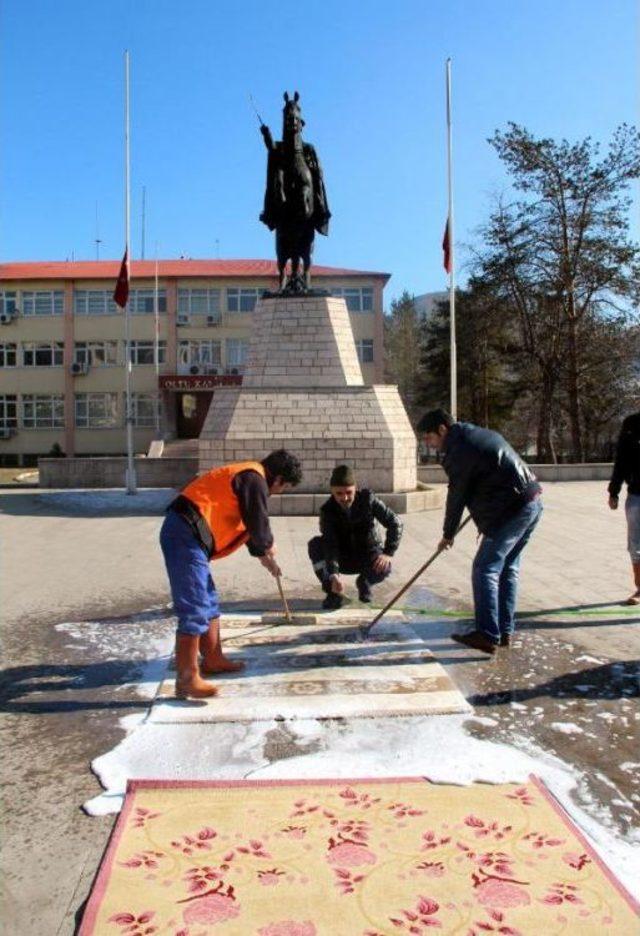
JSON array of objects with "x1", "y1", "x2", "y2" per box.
[
  {"x1": 262, "y1": 449, "x2": 303, "y2": 487},
  {"x1": 416, "y1": 408, "x2": 454, "y2": 434}
]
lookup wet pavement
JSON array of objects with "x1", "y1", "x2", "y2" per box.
[{"x1": 406, "y1": 584, "x2": 640, "y2": 838}]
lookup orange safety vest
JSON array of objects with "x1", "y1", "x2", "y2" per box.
[{"x1": 181, "y1": 461, "x2": 267, "y2": 560}]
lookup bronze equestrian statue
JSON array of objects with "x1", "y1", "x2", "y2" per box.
[{"x1": 259, "y1": 91, "x2": 331, "y2": 294}]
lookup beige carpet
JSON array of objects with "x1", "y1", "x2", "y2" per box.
[
  {"x1": 78, "y1": 776, "x2": 639, "y2": 936},
  {"x1": 150, "y1": 614, "x2": 471, "y2": 723}
]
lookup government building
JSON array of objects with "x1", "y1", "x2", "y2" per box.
[{"x1": 0, "y1": 259, "x2": 388, "y2": 465}]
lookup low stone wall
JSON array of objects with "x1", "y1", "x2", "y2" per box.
[
  {"x1": 418, "y1": 463, "x2": 613, "y2": 484},
  {"x1": 38, "y1": 457, "x2": 199, "y2": 489}
]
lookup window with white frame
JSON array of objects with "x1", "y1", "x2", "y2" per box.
[
  {"x1": 130, "y1": 288, "x2": 167, "y2": 314},
  {"x1": 22, "y1": 342, "x2": 64, "y2": 367},
  {"x1": 22, "y1": 395, "x2": 64, "y2": 428},
  {"x1": 0, "y1": 343, "x2": 17, "y2": 367},
  {"x1": 74, "y1": 341, "x2": 119, "y2": 366},
  {"x1": 331, "y1": 287, "x2": 374, "y2": 312},
  {"x1": 75, "y1": 393, "x2": 118, "y2": 428},
  {"x1": 74, "y1": 290, "x2": 120, "y2": 315},
  {"x1": 131, "y1": 393, "x2": 161, "y2": 427},
  {"x1": 128, "y1": 340, "x2": 167, "y2": 365},
  {"x1": 225, "y1": 338, "x2": 249, "y2": 373},
  {"x1": 0, "y1": 395, "x2": 17, "y2": 428},
  {"x1": 356, "y1": 338, "x2": 374, "y2": 363},
  {"x1": 226, "y1": 288, "x2": 259, "y2": 314},
  {"x1": 0, "y1": 292, "x2": 17, "y2": 316},
  {"x1": 178, "y1": 340, "x2": 222, "y2": 368},
  {"x1": 178, "y1": 288, "x2": 221, "y2": 319},
  {"x1": 21, "y1": 290, "x2": 64, "y2": 316}
]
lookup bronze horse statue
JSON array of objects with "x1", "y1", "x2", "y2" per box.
[{"x1": 259, "y1": 92, "x2": 331, "y2": 294}]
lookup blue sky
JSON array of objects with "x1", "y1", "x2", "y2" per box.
[{"x1": 1, "y1": 0, "x2": 637, "y2": 303}]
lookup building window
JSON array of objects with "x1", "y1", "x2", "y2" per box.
[
  {"x1": 226, "y1": 288, "x2": 259, "y2": 314},
  {"x1": 178, "y1": 288, "x2": 221, "y2": 319},
  {"x1": 22, "y1": 342, "x2": 64, "y2": 367},
  {"x1": 225, "y1": 338, "x2": 249, "y2": 373},
  {"x1": 74, "y1": 290, "x2": 120, "y2": 315},
  {"x1": 22, "y1": 395, "x2": 64, "y2": 428},
  {"x1": 356, "y1": 339, "x2": 374, "y2": 363},
  {"x1": 21, "y1": 290, "x2": 64, "y2": 316},
  {"x1": 131, "y1": 393, "x2": 160, "y2": 427},
  {"x1": 178, "y1": 340, "x2": 222, "y2": 368},
  {"x1": 74, "y1": 341, "x2": 119, "y2": 366},
  {"x1": 0, "y1": 395, "x2": 17, "y2": 428},
  {"x1": 130, "y1": 289, "x2": 167, "y2": 314},
  {"x1": 75, "y1": 393, "x2": 118, "y2": 428},
  {"x1": 128, "y1": 340, "x2": 167, "y2": 365},
  {"x1": 331, "y1": 287, "x2": 374, "y2": 312},
  {"x1": 0, "y1": 344, "x2": 17, "y2": 367},
  {"x1": 0, "y1": 292, "x2": 17, "y2": 316}
]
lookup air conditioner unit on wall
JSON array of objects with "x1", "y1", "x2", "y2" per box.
[
  {"x1": 204, "y1": 366, "x2": 219, "y2": 375},
  {"x1": 206, "y1": 315, "x2": 220, "y2": 326},
  {"x1": 71, "y1": 362, "x2": 89, "y2": 375},
  {"x1": 0, "y1": 312, "x2": 15, "y2": 325},
  {"x1": 0, "y1": 427, "x2": 16, "y2": 439},
  {"x1": 189, "y1": 364, "x2": 202, "y2": 375},
  {"x1": 177, "y1": 314, "x2": 190, "y2": 325}
]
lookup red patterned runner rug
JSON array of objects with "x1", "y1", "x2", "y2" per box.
[{"x1": 79, "y1": 776, "x2": 638, "y2": 935}]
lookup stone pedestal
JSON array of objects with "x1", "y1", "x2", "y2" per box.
[{"x1": 198, "y1": 295, "x2": 416, "y2": 494}]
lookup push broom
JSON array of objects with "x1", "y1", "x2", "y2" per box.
[{"x1": 359, "y1": 514, "x2": 472, "y2": 639}]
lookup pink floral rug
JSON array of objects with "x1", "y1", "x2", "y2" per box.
[{"x1": 78, "y1": 776, "x2": 638, "y2": 935}]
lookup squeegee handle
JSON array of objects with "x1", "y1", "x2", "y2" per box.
[
  {"x1": 276, "y1": 573, "x2": 293, "y2": 623},
  {"x1": 364, "y1": 514, "x2": 473, "y2": 633}
]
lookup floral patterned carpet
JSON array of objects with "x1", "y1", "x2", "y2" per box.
[{"x1": 78, "y1": 776, "x2": 638, "y2": 935}]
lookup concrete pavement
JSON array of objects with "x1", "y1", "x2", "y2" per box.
[{"x1": 1, "y1": 482, "x2": 638, "y2": 934}]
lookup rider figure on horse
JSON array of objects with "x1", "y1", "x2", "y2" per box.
[{"x1": 259, "y1": 91, "x2": 331, "y2": 294}]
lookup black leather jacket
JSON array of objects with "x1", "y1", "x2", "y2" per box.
[
  {"x1": 441, "y1": 422, "x2": 540, "y2": 539},
  {"x1": 319, "y1": 488, "x2": 403, "y2": 576},
  {"x1": 608, "y1": 413, "x2": 640, "y2": 498}
]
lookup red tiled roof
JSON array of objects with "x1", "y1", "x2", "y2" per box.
[{"x1": 0, "y1": 259, "x2": 390, "y2": 282}]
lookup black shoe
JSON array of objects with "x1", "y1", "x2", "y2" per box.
[
  {"x1": 322, "y1": 592, "x2": 343, "y2": 611},
  {"x1": 500, "y1": 634, "x2": 512, "y2": 648},
  {"x1": 356, "y1": 575, "x2": 372, "y2": 603},
  {"x1": 451, "y1": 630, "x2": 497, "y2": 655}
]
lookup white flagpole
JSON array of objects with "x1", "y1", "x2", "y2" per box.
[
  {"x1": 446, "y1": 57, "x2": 457, "y2": 421},
  {"x1": 124, "y1": 50, "x2": 137, "y2": 494},
  {"x1": 154, "y1": 243, "x2": 161, "y2": 435}
]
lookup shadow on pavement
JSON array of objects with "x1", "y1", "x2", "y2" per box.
[
  {"x1": 0, "y1": 660, "x2": 157, "y2": 714},
  {"x1": 468, "y1": 660, "x2": 640, "y2": 706},
  {"x1": 0, "y1": 489, "x2": 174, "y2": 518}
]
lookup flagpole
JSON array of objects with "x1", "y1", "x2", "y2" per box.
[
  {"x1": 154, "y1": 243, "x2": 161, "y2": 436},
  {"x1": 124, "y1": 50, "x2": 137, "y2": 494},
  {"x1": 446, "y1": 57, "x2": 457, "y2": 421}
]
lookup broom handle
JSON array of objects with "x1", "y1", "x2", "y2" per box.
[
  {"x1": 365, "y1": 514, "x2": 473, "y2": 632},
  {"x1": 276, "y1": 573, "x2": 292, "y2": 622}
]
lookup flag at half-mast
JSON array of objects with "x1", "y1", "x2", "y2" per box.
[
  {"x1": 442, "y1": 218, "x2": 452, "y2": 274},
  {"x1": 113, "y1": 249, "x2": 129, "y2": 308}
]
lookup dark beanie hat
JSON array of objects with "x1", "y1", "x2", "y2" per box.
[
  {"x1": 416, "y1": 408, "x2": 454, "y2": 434},
  {"x1": 330, "y1": 464, "x2": 356, "y2": 487}
]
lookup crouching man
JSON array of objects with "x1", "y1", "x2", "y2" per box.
[
  {"x1": 308, "y1": 464, "x2": 403, "y2": 609},
  {"x1": 160, "y1": 449, "x2": 303, "y2": 699}
]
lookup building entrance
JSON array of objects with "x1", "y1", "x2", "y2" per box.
[{"x1": 175, "y1": 392, "x2": 213, "y2": 438}]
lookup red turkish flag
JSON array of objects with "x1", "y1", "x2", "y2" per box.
[
  {"x1": 442, "y1": 218, "x2": 452, "y2": 274},
  {"x1": 113, "y1": 250, "x2": 129, "y2": 308}
]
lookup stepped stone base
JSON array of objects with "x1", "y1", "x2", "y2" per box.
[{"x1": 199, "y1": 384, "x2": 417, "y2": 494}]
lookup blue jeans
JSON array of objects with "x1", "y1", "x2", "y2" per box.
[
  {"x1": 472, "y1": 498, "x2": 543, "y2": 644},
  {"x1": 159, "y1": 511, "x2": 220, "y2": 636}
]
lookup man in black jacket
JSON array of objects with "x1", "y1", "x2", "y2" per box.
[
  {"x1": 608, "y1": 412, "x2": 640, "y2": 604},
  {"x1": 418, "y1": 409, "x2": 542, "y2": 655},
  {"x1": 308, "y1": 464, "x2": 403, "y2": 609}
]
